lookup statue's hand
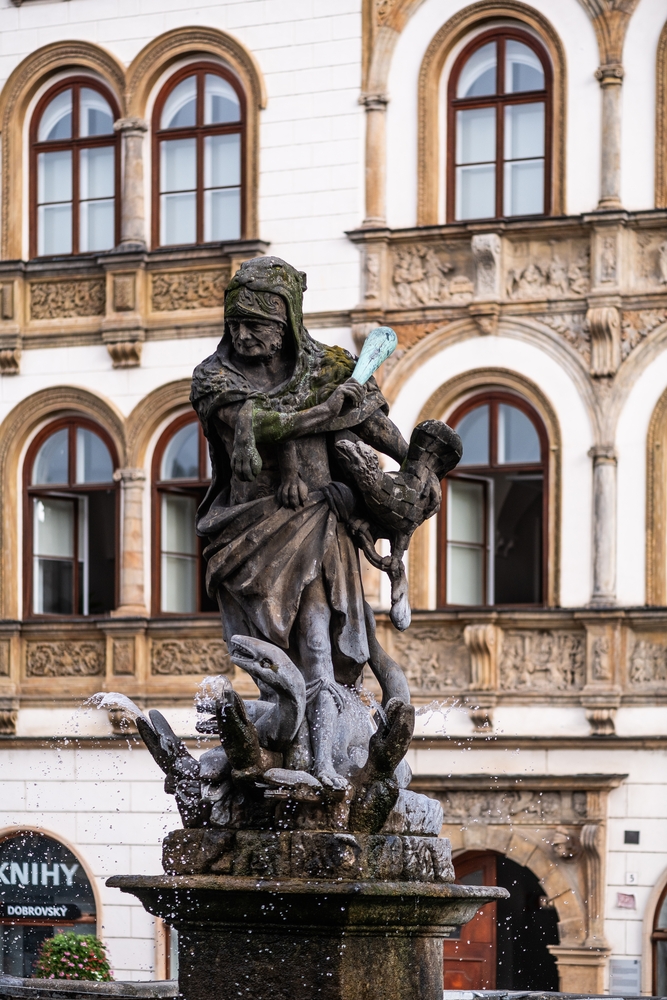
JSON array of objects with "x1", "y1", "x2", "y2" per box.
[
  {"x1": 232, "y1": 440, "x2": 262, "y2": 481},
  {"x1": 325, "y1": 379, "x2": 366, "y2": 417},
  {"x1": 277, "y1": 473, "x2": 309, "y2": 509}
]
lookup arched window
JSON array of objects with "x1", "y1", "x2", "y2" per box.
[
  {"x1": 152, "y1": 65, "x2": 244, "y2": 247},
  {"x1": 447, "y1": 29, "x2": 552, "y2": 222},
  {"x1": 24, "y1": 418, "x2": 118, "y2": 616},
  {"x1": 153, "y1": 415, "x2": 215, "y2": 614},
  {"x1": 30, "y1": 79, "x2": 120, "y2": 257},
  {"x1": 0, "y1": 831, "x2": 97, "y2": 977},
  {"x1": 652, "y1": 883, "x2": 667, "y2": 993},
  {"x1": 438, "y1": 392, "x2": 547, "y2": 607}
]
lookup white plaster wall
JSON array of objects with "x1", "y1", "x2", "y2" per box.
[
  {"x1": 0, "y1": 0, "x2": 364, "y2": 312},
  {"x1": 615, "y1": 340, "x2": 667, "y2": 606},
  {"x1": 385, "y1": 0, "x2": 600, "y2": 228},
  {"x1": 387, "y1": 333, "x2": 594, "y2": 606},
  {"x1": 620, "y1": 0, "x2": 666, "y2": 211},
  {"x1": 0, "y1": 746, "x2": 179, "y2": 980}
]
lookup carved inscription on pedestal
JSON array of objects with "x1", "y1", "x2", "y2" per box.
[
  {"x1": 30, "y1": 280, "x2": 106, "y2": 319},
  {"x1": 499, "y1": 630, "x2": 585, "y2": 691},
  {"x1": 391, "y1": 625, "x2": 469, "y2": 693},
  {"x1": 151, "y1": 638, "x2": 234, "y2": 675},
  {"x1": 26, "y1": 641, "x2": 105, "y2": 676},
  {"x1": 151, "y1": 269, "x2": 230, "y2": 312}
]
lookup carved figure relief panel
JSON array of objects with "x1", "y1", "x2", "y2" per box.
[
  {"x1": 438, "y1": 788, "x2": 585, "y2": 825},
  {"x1": 390, "y1": 624, "x2": 470, "y2": 694},
  {"x1": 505, "y1": 239, "x2": 590, "y2": 301},
  {"x1": 29, "y1": 279, "x2": 106, "y2": 320},
  {"x1": 633, "y1": 232, "x2": 667, "y2": 289},
  {"x1": 150, "y1": 269, "x2": 230, "y2": 312},
  {"x1": 499, "y1": 630, "x2": 585, "y2": 691},
  {"x1": 390, "y1": 244, "x2": 474, "y2": 308}
]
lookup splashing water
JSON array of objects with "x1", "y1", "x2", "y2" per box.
[{"x1": 85, "y1": 691, "x2": 147, "y2": 722}]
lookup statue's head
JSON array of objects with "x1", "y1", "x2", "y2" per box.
[{"x1": 223, "y1": 257, "x2": 308, "y2": 361}]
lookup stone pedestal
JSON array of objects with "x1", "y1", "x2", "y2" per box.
[{"x1": 108, "y1": 873, "x2": 506, "y2": 1000}]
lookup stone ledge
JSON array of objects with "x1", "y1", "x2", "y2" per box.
[{"x1": 161, "y1": 828, "x2": 455, "y2": 883}]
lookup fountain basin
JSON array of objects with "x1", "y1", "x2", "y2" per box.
[{"x1": 108, "y1": 874, "x2": 507, "y2": 1000}]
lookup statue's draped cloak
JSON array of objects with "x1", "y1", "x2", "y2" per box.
[{"x1": 190, "y1": 258, "x2": 387, "y2": 681}]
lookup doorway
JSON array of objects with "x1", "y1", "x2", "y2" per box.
[{"x1": 443, "y1": 850, "x2": 559, "y2": 989}]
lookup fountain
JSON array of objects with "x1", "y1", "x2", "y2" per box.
[{"x1": 106, "y1": 257, "x2": 507, "y2": 1000}]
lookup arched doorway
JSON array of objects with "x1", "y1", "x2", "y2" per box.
[
  {"x1": 444, "y1": 850, "x2": 559, "y2": 989},
  {"x1": 0, "y1": 831, "x2": 97, "y2": 976}
]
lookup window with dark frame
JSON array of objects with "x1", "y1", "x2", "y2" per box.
[
  {"x1": 24, "y1": 418, "x2": 118, "y2": 617},
  {"x1": 153, "y1": 415, "x2": 216, "y2": 615},
  {"x1": 438, "y1": 392, "x2": 547, "y2": 607},
  {"x1": 152, "y1": 64, "x2": 245, "y2": 248},
  {"x1": 447, "y1": 29, "x2": 552, "y2": 222},
  {"x1": 30, "y1": 79, "x2": 120, "y2": 258}
]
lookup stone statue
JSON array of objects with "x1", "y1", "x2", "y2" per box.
[
  {"x1": 134, "y1": 255, "x2": 462, "y2": 843},
  {"x1": 105, "y1": 259, "x2": 507, "y2": 1000}
]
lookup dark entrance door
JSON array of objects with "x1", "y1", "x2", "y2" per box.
[
  {"x1": 444, "y1": 851, "x2": 560, "y2": 990},
  {"x1": 443, "y1": 852, "x2": 497, "y2": 988}
]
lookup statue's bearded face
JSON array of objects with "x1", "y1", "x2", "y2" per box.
[{"x1": 228, "y1": 318, "x2": 286, "y2": 358}]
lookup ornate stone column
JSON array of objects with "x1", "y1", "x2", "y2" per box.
[
  {"x1": 595, "y1": 64, "x2": 624, "y2": 209},
  {"x1": 589, "y1": 445, "x2": 617, "y2": 606},
  {"x1": 361, "y1": 93, "x2": 388, "y2": 225},
  {"x1": 112, "y1": 467, "x2": 148, "y2": 616},
  {"x1": 114, "y1": 118, "x2": 148, "y2": 249}
]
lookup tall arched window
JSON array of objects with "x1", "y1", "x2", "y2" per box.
[
  {"x1": 24, "y1": 418, "x2": 118, "y2": 616},
  {"x1": 30, "y1": 79, "x2": 120, "y2": 257},
  {"x1": 447, "y1": 29, "x2": 552, "y2": 222},
  {"x1": 153, "y1": 415, "x2": 215, "y2": 614},
  {"x1": 438, "y1": 392, "x2": 547, "y2": 607},
  {"x1": 152, "y1": 65, "x2": 244, "y2": 247}
]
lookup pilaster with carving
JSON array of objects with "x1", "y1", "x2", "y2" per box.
[{"x1": 464, "y1": 622, "x2": 499, "y2": 729}]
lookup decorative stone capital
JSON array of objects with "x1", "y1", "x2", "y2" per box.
[
  {"x1": 114, "y1": 117, "x2": 149, "y2": 135},
  {"x1": 359, "y1": 92, "x2": 389, "y2": 112},
  {"x1": 113, "y1": 467, "x2": 146, "y2": 485},
  {"x1": 103, "y1": 328, "x2": 145, "y2": 368},
  {"x1": 0, "y1": 696, "x2": 18, "y2": 735},
  {"x1": 588, "y1": 443, "x2": 617, "y2": 465},
  {"x1": 595, "y1": 63, "x2": 624, "y2": 86}
]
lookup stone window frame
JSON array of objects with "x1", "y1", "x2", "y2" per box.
[
  {"x1": 417, "y1": 2, "x2": 566, "y2": 226},
  {"x1": 151, "y1": 412, "x2": 215, "y2": 617},
  {"x1": 150, "y1": 62, "x2": 247, "y2": 249},
  {"x1": 22, "y1": 414, "x2": 120, "y2": 620},
  {"x1": 445, "y1": 26, "x2": 553, "y2": 223},
  {"x1": 29, "y1": 76, "x2": 121, "y2": 259},
  {"x1": 438, "y1": 388, "x2": 550, "y2": 609}
]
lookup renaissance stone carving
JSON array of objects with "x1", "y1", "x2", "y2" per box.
[
  {"x1": 112, "y1": 638, "x2": 135, "y2": 676},
  {"x1": 621, "y1": 309, "x2": 667, "y2": 359},
  {"x1": 0, "y1": 641, "x2": 9, "y2": 676},
  {"x1": 471, "y1": 233, "x2": 502, "y2": 300},
  {"x1": 30, "y1": 279, "x2": 105, "y2": 320},
  {"x1": 390, "y1": 245, "x2": 473, "y2": 307},
  {"x1": 628, "y1": 635, "x2": 667, "y2": 685},
  {"x1": 151, "y1": 638, "x2": 234, "y2": 676},
  {"x1": 506, "y1": 243, "x2": 590, "y2": 300},
  {"x1": 499, "y1": 630, "x2": 585, "y2": 691},
  {"x1": 151, "y1": 269, "x2": 229, "y2": 312},
  {"x1": 539, "y1": 311, "x2": 591, "y2": 361},
  {"x1": 441, "y1": 789, "x2": 562, "y2": 824},
  {"x1": 112, "y1": 274, "x2": 136, "y2": 312},
  {"x1": 391, "y1": 625, "x2": 469, "y2": 693},
  {"x1": 26, "y1": 640, "x2": 105, "y2": 677},
  {"x1": 587, "y1": 304, "x2": 621, "y2": 375}
]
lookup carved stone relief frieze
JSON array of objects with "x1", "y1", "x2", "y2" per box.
[
  {"x1": 363, "y1": 252, "x2": 381, "y2": 301},
  {"x1": 634, "y1": 232, "x2": 667, "y2": 288},
  {"x1": 391, "y1": 625, "x2": 469, "y2": 694},
  {"x1": 627, "y1": 633, "x2": 667, "y2": 685},
  {"x1": 621, "y1": 309, "x2": 667, "y2": 360},
  {"x1": 440, "y1": 789, "x2": 573, "y2": 825},
  {"x1": 499, "y1": 630, "x2": 586, "y2": 691},
  {"x1": 151, "y1": 638, "x2": 234, "y2": 675},
  {"x1": 505, "y1": 241, "x2": 590, "y2": 300},
  {"x1": 539, "y1": 312, "x2": 591, "y2": 363},
  {"x1": 151, "y1": 269, "x2": 230, "y2": 312},
  {"x1": 30, "y1": 279, "x2": 106, "y2": 320},
  {"x1": 112, "y1": 638, "x2": 135, "y2": 676},
  {"x1": 26, "y1": 641, "x2": 105, "y2": 677},
  {"x1": 390, "y1": 245, "x2": 474, "y2": 308},
  {"x1": 0, "y1": 641, "x2": 9, "y2": 676}
]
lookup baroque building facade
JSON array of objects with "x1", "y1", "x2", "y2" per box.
[{"x1": 0, "y1": 0, "x2": 666, "y2": 993}]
